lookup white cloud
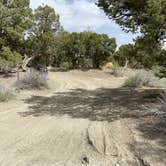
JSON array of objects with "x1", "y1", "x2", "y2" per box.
[
  {"x1": 30, "y1": 0, "x2": 137, "y2": 46},
  {"x1": 30, "y1": 0, "x2": 117, "y2": 31}
]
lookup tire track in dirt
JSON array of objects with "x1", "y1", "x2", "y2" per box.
[{"x1": 0, "y1": 70, "x2": 165, "y2": 166}]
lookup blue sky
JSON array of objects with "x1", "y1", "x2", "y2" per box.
[{"x1": 30, "y1": 0, "x2": 138, "y2": 47}]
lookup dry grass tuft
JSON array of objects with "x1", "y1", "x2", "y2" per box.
[
  {"x1": 15, "y1": 69, "x2": 48, "y2": 90},
  {"x1": 124, "y1": 70, "x2": 159, "y2": 88},
  {"x1": 0, "y1": 84, "x2": 13, "y2": 102},
  {"x1": 112, "y1": 67, "x2": 125, "y2": 77}
]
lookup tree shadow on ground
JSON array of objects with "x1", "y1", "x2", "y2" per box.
[
  {"x1": 21, "y1": 88, "x2": 162, "y2": 119},
  {"x1": 128, "y1": 141, "x2": 166, "y2": 165},
  {"x1": 20, "y1": 88, "x2": 166, "y2": 147},
  {"x1": 0, "y1": 73, "x2": 16, "y2": 78}
]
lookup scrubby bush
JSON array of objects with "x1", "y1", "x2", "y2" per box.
[
  {"x1": 60, "y1": 62, "x2": 70, "y2": 70},
  {"x1": 112, "y1": 67, "x2": 124, "y2": 77},
  {"x1": 0, "y1": 46, "x2": 22, "y2": 73},
  {"x1": 0, "y1": 84, "x2": 13, "y2": 102},
  {"x1": 159, "y1": 92, "x2": 166, "y2": 112},
  {"x1": 15, "y1": 69, "x2": 48, "y2": 90},
  {"x1": 124, "y1": 70, "x2": 159, "y2": 87},
  {"x1": 152, "y1": 66, "x2": 166, "y2": 78},
  {"x1": 108, "y1": 61, "x2": 124, "y2": 77}
]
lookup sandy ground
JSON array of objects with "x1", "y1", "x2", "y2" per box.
[{"x1": 0, "y1": 70, "x2": 166, "y2": 166}]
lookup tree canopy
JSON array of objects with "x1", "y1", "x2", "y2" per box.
[
  {"x1": 0, "y1": 1, "x2": 165, "y2": 74},
  {"x1": 27, "y1": 5, "x2": 63, "y2": 67},
  {"x1": 0, "y1": 0, "x2": 33, "y2": 71},
  {"x1": 97, "y1": 0, "x2": 166, "y2": 43},
  {"x1": 114, "y1": 38, "x2": 165, "y2": 69},
  {"x1": 54, "y1": 31, "x2": 117, "y2": 69}
]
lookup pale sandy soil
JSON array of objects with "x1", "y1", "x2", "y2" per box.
[{"x1": 0, "y1": 70, "x2": 166, "y2": 166}]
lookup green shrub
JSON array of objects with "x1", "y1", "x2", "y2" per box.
[
  {"x1": 60, "y1": 62, "x2": 70, "y2": 70},
  {"x1": 152, "y1": 65, "x2": 166, "y2": 78},
  {"x1": 124, "y1": 70, "x2": 159, "y2": 87},
  {"x1": 0, "y1": 46, "x2": 22, "y2": 73},
  {"x1": 109, "y1": 61, "x2": 125, "y2": 77},
  {"x1": 157, "y1": 67, "x2": 166, "y2": 78},
  {"x1": 15, "y1": 69, "x2": 48, "y2": 90},
  {"x1": 0, "y1": 84, "x2": 13, "y2": 102}
]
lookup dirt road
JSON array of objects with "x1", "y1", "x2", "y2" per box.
[{"x1": 0, "y1": 70, "x2": 166, "y2": 166}]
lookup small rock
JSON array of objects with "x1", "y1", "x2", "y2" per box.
[{"x1": 81, "y1": 155, "x2": 89, "y2": 165}]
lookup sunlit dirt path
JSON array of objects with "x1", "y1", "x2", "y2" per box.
[{"x1": 0, "y1": 70, "x2": 166, "y2": 166}]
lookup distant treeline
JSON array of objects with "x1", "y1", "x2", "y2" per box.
[{"x1": 0, "y1": 0, "x2": 165, "y2": 73}]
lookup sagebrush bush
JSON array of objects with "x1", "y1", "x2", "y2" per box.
[
  {"x1": 15, "y1": 69, "x2": 48, "y2": 89},
  {"x1": 0, "y1": 46, "x2": 22, "y2": 73},
  {"x1": 0, "y1": 84, "x2": 13, "y2": 102},
  {"x1": 124, "y1": 70, "x2": 159, "y2": 87},
  {"x1": 0, "y1": 63, "x2": 12, "y2": 74},
  {"x1": 112, "y1": 67, "x2": 124, "y2": 77}
]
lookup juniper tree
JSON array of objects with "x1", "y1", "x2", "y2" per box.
[
  {"x1": 0, "y1": 0, "x2": 33, "y2": 71},
  {"x1": 28, "y1": 5, "x2": 63, "y2": 67}
]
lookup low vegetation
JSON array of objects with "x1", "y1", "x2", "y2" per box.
[
  {"x1": 15, "y1": 69, "x2": 48, "y2": 90},
  {"x1": 159, "y1": 92, "x2": 166, "y2": 112},
  {"x1": 124, "y1": 70, "x2": 159, "y2": 88},
  {"x1": 98, "y1": 0, "x2": 166, "y2": 71},
  {"x1": 111, "y1": 67, "x2": 125, "y2": 77},
  {"x1": 0, "y1": 84, "x2": 13, "y2": 102}
]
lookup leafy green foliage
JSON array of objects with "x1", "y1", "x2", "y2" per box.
[
  {"x1": 155, "y1": 49, "x2": 166, "y2": 78},
  {"x1": 0, "y1": 0, "x2": 33, "y2": 49},
  {"x1": 114, "y1": 37, "x2": 165, "y2": 69},
  {"x1": 27, "y1": 5, "x2": 63, "y2": 67},
  {"x1": 98, "y1": 0, "x2": 166, "y2": 71},
  {"x1": 0, "y1": 0, "x2": 33, "y2": 72},
  {"x1": 53, "y1": 31, "x2": 117, "y2": 69},
  {"x1": 98, "y1": 0, "x2": 166, "y2": 43},
  {"x1": 114, "y1": 44, "x2": 137, "y2": 67},
  {"x1": 0, "y1": 46, "x2": 22, "y2": 73},
  {"x1": 0, "y1": 1, "x2": 165, "y2": 74},
  {"x1": 0, "y1": 83, "x2": 13, "y2": 102}
]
